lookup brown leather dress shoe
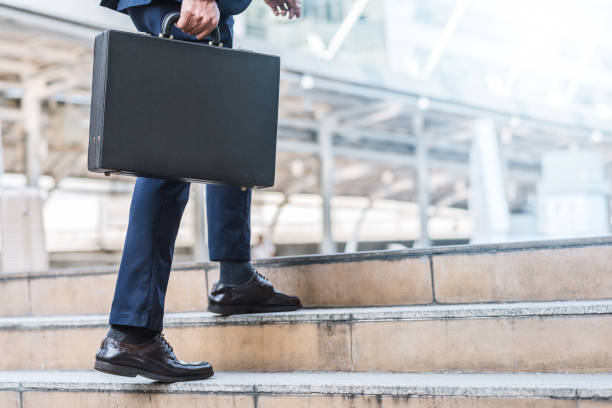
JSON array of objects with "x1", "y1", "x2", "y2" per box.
[
  {"x1": 94, "y1": 333, "x2": 213, "y2": 382},
  {"x1": 208, "y1": 270, "x2": 302, "y2": 316}
]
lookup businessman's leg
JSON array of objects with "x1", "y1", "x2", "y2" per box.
[
  {"x1": 96, "y1": 177, "x2": 212, "y2": 381},
  {"x1": 106, "y1": 1, "x2": 196, "y2": 336},
  {"x1": 207, "y1": 184, "x2": 252, "y2": 283},
  {"x1": 109, "y1": 177, "x2": 190, "y2": 332},
  {"x1": 206, "y1": 185, "x2": 302, "y2": 315},
  {"x1": 95, "y1": 3, "x2": 214, "y2": 381}
]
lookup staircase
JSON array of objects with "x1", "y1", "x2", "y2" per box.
[{"x1": 1, "y1": 236, "x2": 611, "y2": 407}]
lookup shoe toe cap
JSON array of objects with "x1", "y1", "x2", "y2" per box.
[{"x1": 272, "y1": 291, "x2": 302, "y2": 307}]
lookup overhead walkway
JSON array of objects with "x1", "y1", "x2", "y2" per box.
[
  {"x1": 0, "y1": 1, "x2": 608, "y2": 202},
  {"x1": 0, "y1": 2, "x2": 610, "y2": 259}
]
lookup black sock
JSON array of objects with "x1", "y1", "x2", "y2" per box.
[
  {"x1": 108, "y1": 324, "x2": 158, "y2": 345},
  {"x1": 219, "y1": 260, "x2": 255, "y2": 285}
]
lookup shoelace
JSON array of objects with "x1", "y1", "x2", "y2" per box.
[
  {"x1": 159, "y1": 334, "x2": 174, "y2": 354},
  {"x1": 255, "y1": 270, "x2": 271, "y2": 284}
]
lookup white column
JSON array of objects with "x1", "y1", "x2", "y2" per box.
[
  {"x1": 344, "y1": 202, "x2": 371, "y2": 253},
  {"x1": 23, "y1": 82, "x2": 43, "y2": 188},
  {"x1": 1, "y1": 82, "x2": 50, "y2": 272},
  {"x1": 193, "y1": 184, "x2": 209, "y2": 262},
  {"x1": 318, "y1": 118, "x2": 336, "y2": 253},
  {"x1": 268, "y1": 195, "x2": 289, "y2": 236},
  {"x1": 414, "y1": 112, "x2": 431, "y2": 248},
  {"x1": 0, "y1": 118, "x2": 3, "y2": 188},
  {"x1": 469, "y1": 118, "x2": 510, "y2": 243}
]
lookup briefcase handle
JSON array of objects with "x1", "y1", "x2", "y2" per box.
[{"x1": 160, "y1": 11, "x2": 223, "y2": 47}]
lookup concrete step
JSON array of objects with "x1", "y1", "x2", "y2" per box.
[
  {"x1": 2, "y1": 236, "x2": 612, "y2": 317},
  {"x1": 1, "y1": 370, "x2": 611, "y2": 407},
  {"x1": 1, "y1": 300, "x2": 611, "y2": 373}
]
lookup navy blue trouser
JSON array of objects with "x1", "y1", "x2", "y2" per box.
[{"x1": 109, "y1": 2, "x2": 250, "y2": 331}]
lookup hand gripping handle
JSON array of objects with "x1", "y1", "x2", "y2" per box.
[{"x1": 160, "y1": 11, "x2": 222, "y2": 46}]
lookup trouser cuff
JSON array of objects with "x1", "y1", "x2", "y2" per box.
[{"x1": 109, "y1": 311, "x2": 163, "y2": 332}]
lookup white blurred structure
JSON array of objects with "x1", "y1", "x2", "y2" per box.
[
  {"x1": 0, "y1": 188, "x2": 48, "y2": 272},
  {"x1": 469, "y1": 119, "x2": 510, "y2": 243},
  {"x1": 538, "y1": 150, "x2": 610, "y2": 238},
  {"x1": 383, "y1": 1, "x2": 416, "y2": 74},
  {"x1": 1, "y1": 1, "x2": 612, "y2": 268}
]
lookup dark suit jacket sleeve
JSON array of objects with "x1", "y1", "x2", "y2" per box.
[
  {"x1": 216, "y1": 0, "x2": 252, "y2": 15},
  {"x1": 175, "y1": 0, "x2": 253, "y2": 15},
  {"x1": 101, "y1": 0, "x2": 252, "y2": 16}
]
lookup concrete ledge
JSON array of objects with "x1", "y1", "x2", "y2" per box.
[
  {"x1": 2, "y1": 236, "x2": 612, "y2": 280},
  {"x1": 0, "y1": 300, "x2": 611, "y2": 330},
  {"x1": 1, "y1": 371, "x2": 611, "y2": 399},
  {"x1": 254, "y1": 235, "x2": 612, "y2": 267}
]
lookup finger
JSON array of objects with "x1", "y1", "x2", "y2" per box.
[
  {"x1": 193, "y1": 17, "x2": 214, "y2": 38},
  {"x1": 195, "y1": 25, "x2": 213, "y2": 40},
  {"x1": 176, "y1": 11, "x2": 190, "y2": 30},
  {"x1": 180, "y1": 14, "x2": 197, "y2": 34},
  {"x1": 267, "y1": 0, "x2": 281, "y2": 13},
  {"x1": 294, "y1": 1, "x2": 302, "y2": 18},
  {"x1": 178, "y1": 7, "x2": 199, "y2": 33},
  {"x1": 190, "y1": 18, "x2": 208, "y2": 36},
  {"x1": 286, "y1": 1, "x2": 299, "y2": 18},
  {"x1": 197, "y1": 15, "x2": 219, "y2": 38},
  {"x1": 186, "y1": 17, "x2": 205, "y2": 35},
  {"x1": 279, "y1": 2, "x2": 288, "y2": 15}
]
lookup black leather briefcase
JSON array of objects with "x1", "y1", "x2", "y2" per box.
[{"x1": 88, "y1": 12, "x2": 279, "y2": 188}]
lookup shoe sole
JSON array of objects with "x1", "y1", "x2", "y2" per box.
[
  {"x1": 94, "y1": 360, "x2": 214, "y2": 383},
  {"x1": 208, "y1": 303, "x2": 302, "y2": 316}
]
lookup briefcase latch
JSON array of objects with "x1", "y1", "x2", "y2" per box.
[
  {"x1": 160, "y1": 12, "x2": 223, "y2": 47},
  {"x1": 209, "y1": 39, "x2": 223, "y2": 47}
]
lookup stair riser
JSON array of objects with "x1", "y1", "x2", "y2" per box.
[
  {"x1": 2, "y1": 391, "x2": 609, "y2": 408},
  {"x1": 3, "y1": 241, "x2": 612, "y2": 317},
  {"x1": 0, "y1": 257, "x2": 433, "y2": 317},
  {"x1": 2, "y1": 314, "x2": 610, "y2": 373},
  {"x1": 0, "y1": 269, "x2": 209, "y2": 317},
  {"x1": 432, "y1": 245, "x2": 612, "y2": 303}
]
